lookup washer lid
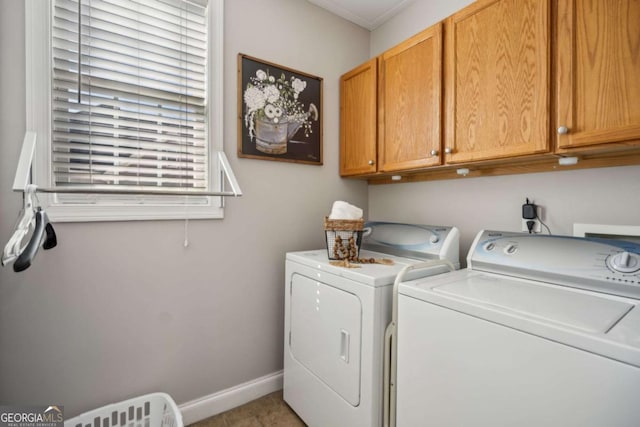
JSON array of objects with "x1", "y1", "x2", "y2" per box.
[
  {"x1": 398, "y1": 269, "x2": 640, "y2": 367},
  {"x1": 433, "y1": 275, "x2": 632, "y2": 333}
]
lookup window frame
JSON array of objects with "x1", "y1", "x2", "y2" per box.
[{"x1": 25, "y1": 0, "x2": 226, "y2": 222}]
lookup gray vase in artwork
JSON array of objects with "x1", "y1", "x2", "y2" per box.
[
  {"x1": 254, "y1": 117, "x2": 306, "y2": 155},
  {"x1": 255, "y1": 117, "x2": 289, "y2": 154}
]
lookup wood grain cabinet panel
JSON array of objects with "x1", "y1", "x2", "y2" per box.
[
  {"x1": 380, "y1": 23, "x2": 443, "y2": 171},
  {"x1": 556, "y1": 0, "x2": 640, "y2": 150},
  {"x1": 444, "y1": 0, "x2": 551, "y2": 163},
  {"x1": 340, "y1": 58, "x2": 378, "y2": 176},
  {"x1": 339, "y1": 0, "x2": 640, "y2": 183}
]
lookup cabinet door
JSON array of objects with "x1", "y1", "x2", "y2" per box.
[
  {"x1": 444, "y1": 0, "x2": 550, "y2": 163},
  {"x1": 340, "y1": 58, "x2": 378, "y2": 176},
  {"x1": 556, "y1": 0, "x2": 640, "y2": 150},
  {"x1": 380, "y1": 24, "x2": 443, "y2": 171}
]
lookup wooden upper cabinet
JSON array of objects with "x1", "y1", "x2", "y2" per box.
[
  {"x1": 380, "y1": 23, "x2": 443, "y2": 172},
  {"x1": 444, "y1": 0, "x2": 551, "y2": 163},
  {"x1": 340, "y1": 58, "x2": 378, "y2": 176},
  {"x1": 556, "y1": 0, "x2": 640, "y2": 150}
]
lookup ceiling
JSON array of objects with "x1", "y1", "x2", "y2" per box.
[{"x1": 307, "y1": 0, "x2": 413, "y2": 31}]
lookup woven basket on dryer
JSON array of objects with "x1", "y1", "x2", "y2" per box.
[{"x1": 323, "y1": 217, "x2": 364, "y2": 261}]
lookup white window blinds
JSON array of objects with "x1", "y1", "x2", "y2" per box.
[{"x1": 51, "y1": 0, "x2": 209, "y2": 191}]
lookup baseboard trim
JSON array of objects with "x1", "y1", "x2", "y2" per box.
[{"x1": 178, "y1": 370, "x2": 283, "y2": 425}]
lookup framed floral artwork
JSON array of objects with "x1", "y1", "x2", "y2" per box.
[{"x1": 238, "y1": 54, "x2": 323, "y2": 165}]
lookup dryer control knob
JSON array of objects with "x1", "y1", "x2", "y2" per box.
[
  {"x1": 607, "y1": 252, "x2": 640, "y2": 273},
  {"x1": 430, "y1": 235, "x2": 440, "y2": 244},
  {"x1": 504, "y1": 244, "x2": 518, "y2": 255},
  {"x1": 484, "y1": 242, "x2": 495, "y2": 251}
]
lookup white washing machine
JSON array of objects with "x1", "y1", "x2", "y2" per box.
[
  {"x1": 284, "y1": 222, "x2": 460, "y2": 427},
  {"x1": 395, "y1": 230, "x2": 640, "y2": 427}
]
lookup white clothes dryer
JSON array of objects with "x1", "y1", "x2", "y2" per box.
[
  {"x1": 284, "y1": 222, "x2": 460, "y2": 427},
  {"x1": 395, "y1": 230, "x2": 640, "y2": 427}
]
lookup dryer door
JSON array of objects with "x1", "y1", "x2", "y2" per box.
[{"x1": 289, "y1": 273, "x2": 362, "y2": 406}]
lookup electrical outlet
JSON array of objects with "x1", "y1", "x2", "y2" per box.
[{"x1": 521, "y1": 206, "x2": 543, "y2": 233}]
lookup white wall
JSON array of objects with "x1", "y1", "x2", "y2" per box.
[
  {"x1": 369, "y1": 166, "x2": 640, "y2": 263},
  {"x1": 369, "y1": 0, "x2": 640, "y2": 263},
  {"x1": 370, "y1": 0, "x2": 473, "y2": 55},
  {"x1": 0, "y1": 0, "x2": 369, "y2": 417}
]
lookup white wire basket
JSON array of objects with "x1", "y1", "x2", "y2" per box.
[{"x1": 65, "y1": 393, "x2": 183, "y2": 427}]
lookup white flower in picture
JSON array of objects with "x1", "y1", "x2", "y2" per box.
[
  {"x1": 244, "y1": 86, "x2": 266, "y2": 112},
  {"x1": 292, "y1": 78, "x2": 306, "y2": 99},
  {"x1": 243, "y1": 68, "x2": 317, "y2": 143},
  {"x1": 264, "y1": 85, "x2": 280, "y2": 104}
]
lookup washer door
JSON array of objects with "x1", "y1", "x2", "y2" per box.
[
  {"x1": 289, "y1": 273, "x2": 362, "y2": 406},
  {"x1": 432, "y1": 275, "x2": 633, "y2": 333}
]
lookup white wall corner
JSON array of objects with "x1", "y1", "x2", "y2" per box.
[{"x1": 178, "y1": 370, "x2": 283, "y2": 425}]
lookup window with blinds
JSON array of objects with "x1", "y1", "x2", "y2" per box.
[{"x1": 51, "y1": 0, "x2": 209, "y2": 193}]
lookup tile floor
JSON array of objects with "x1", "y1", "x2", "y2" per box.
[{"x1": 188, "y1": 390, "x2": 306, "y2": 427}]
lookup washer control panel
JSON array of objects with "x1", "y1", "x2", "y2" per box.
[
  {"x1": 607, "y1": 251, "x2": 640, "y2": 274},
  {"x1": 470, "y1": 230, "x2": 640, "y2": 299}
]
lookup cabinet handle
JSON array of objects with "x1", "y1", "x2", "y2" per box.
[
  {"x1": 444, "y1": 147, "x2": 453, "y2": 154},
  {"x1": 557, "y1": 126, "x2": 569, "y2": 135},
  {"x1": 430, "y1": 150, "x2": 439, "y2": 157},
  {"x1": 368, "y1": 160, "x2": 375, "y2": 166}
]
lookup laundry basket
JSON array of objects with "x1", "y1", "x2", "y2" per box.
[
  {"x1": 65, "y1": 393, "x2": 182, "y2": 427},
  {"x1": 324, "y1": 217, "x2": 364, "y2": 261}
]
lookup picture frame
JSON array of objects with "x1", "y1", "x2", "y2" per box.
[{"x1": 238, "y1": 54, "x2": 323, "y2": 165}]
